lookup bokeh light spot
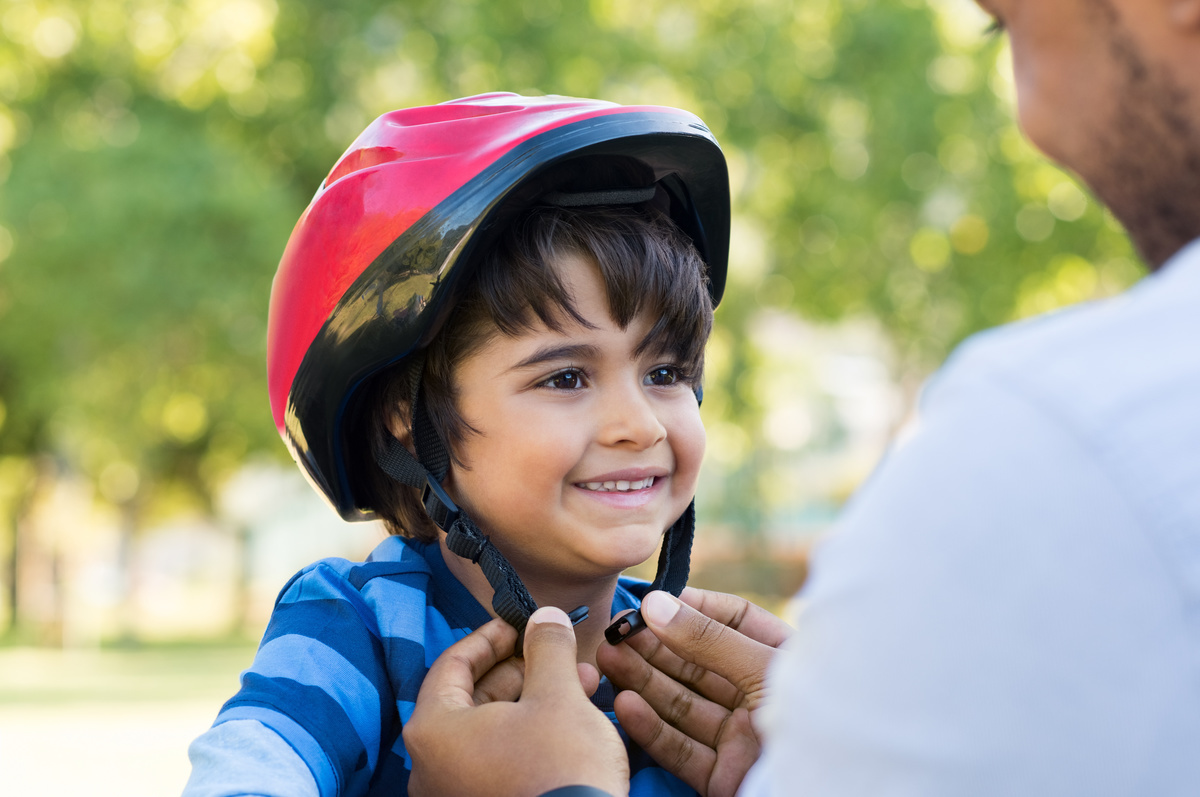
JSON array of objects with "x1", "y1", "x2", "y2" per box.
[
  {"x1": 910, "y1": 228, "x2": 951, "y2": 271},
  {"x1": 950, "y1": 214, "x2": 989, "y2": 254},
  {"x1": 162, "y1": 393, "x2": 209, "y2": 444},
  {"x1": 1016, "y1": 204, "x2": 1055, "y2": 241},
  {"x1": 33, "y1": 16, "x2": 79, "y2": 59},
  {"x1": 99, "y1": 460, "x2": 140, "y2": 503},
  {"x1": 1047, "y1": 181, "x2": 1088, "y2": 221}
]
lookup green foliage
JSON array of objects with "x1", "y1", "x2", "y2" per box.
[
  {"x1": 0, "y1": 98, "x2": 296, "y2": 509},
  {"x1": 0, "y1": 0, "x2": 1140, "y2": 526}
]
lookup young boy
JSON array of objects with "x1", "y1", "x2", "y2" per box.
[{"x1": 184, "y1": 93, "x2": 729, "y2": 796}]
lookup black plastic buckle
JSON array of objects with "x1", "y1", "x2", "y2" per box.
[
  {"x1": 604, "y1": 610, "x2": 648, "y2": 645},
  {"x1": 421, "y1": 476, "x2": 461, "y2": 531}
]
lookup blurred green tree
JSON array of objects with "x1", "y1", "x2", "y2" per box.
[{"x1": 0, "y1": 0, "x2": 1141, "y2": 638}]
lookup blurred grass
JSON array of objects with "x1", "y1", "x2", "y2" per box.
[
  {"x1": 0, "y1": 641, "x2": 261, "y2": 795},
  {"x1": 0, "y1": 640, "x2": 258, "y2": 706}
]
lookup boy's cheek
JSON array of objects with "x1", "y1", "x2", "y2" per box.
[{"x1": 671, "y1": 411, "x2": 706, "y2": 491}]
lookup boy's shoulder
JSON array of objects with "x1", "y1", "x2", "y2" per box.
[
  {"x1": 269, "y1": 534, "x2": 491, "y2": 641},
  {"x1": 279, "y1": 535, "x2": 439, "y2": 599}
]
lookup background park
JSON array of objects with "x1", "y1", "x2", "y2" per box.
[{"x1": 0, "y1": 0, "x2": 1140, "y2": 792}]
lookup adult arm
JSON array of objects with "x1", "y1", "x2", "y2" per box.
[
  {"x1": 742, "y1": 366, "x2": 1196, "y2": 796},
  {"x1": 404, "y1": 607, "x2": 631, "y2": 797}
]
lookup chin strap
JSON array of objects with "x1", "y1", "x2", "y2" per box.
[{"x1": 377, "y1": 432, "x2": 544, "y2": 626}]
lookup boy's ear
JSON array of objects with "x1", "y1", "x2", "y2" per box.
[{"x1": 385, "y1": 403, "x2": 417, "y2": 455}]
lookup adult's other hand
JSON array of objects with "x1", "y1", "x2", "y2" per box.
[
  {"x1": 405, "y1": 607, "x2": 630, "y2": 797},
  {"x1": 598, "y1": 588, "x2": 792, "y2": 797}
]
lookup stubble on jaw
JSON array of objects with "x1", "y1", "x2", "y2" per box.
[{"x1": 1083, "y1": 0, "x2": 1200, "y2": 268}]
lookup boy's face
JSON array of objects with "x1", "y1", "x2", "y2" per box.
[{"x1": 445, "y1": 253, "x2": 705, "y2": 585}]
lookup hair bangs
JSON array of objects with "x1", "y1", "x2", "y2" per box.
[{"x1": 477, "y1": 205, "x2": 713, "y2": 379}]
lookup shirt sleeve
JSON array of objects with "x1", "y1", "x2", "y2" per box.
[
  {"x1": 183, "y1": 719, "x2": 319, "y2": 797},
  {"x1": 207, "y1": 562, "x2": 395, "y2": 797},
  {"x1": 742, "y1": 365, "x2": 1196, "y2": 796}
]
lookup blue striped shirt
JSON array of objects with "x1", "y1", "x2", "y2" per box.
[{"x1": 210, "y1": 534, "x2": 697, "y2": 796}]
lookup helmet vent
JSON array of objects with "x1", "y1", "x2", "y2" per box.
[{"x1": 324, "y1": 146, "x2": 407, "y2": 187}]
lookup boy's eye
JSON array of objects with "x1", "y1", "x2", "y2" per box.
[
  {"x1": 645, "y1": 367, "x2": 680, "y2": 387},
  {"x1": 543, "y1": 369, "x2": 585, "y2": 390}
]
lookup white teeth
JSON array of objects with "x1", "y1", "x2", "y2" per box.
[{"x1": 580, "y1": 476, "x2": 655, "y2": 492}]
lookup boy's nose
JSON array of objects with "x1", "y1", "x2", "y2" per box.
[{"x1": 597, "y1": 387, "x2": 668, "y2": 449}]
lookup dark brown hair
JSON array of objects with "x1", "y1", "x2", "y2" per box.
[{"x1": 361, "y1": 202, "x2": 714, "y2": 540}]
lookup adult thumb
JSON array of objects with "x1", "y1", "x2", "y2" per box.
[
  {"x1": 639, "y1": 591, "x2": 773, "y2": 706},
  {"x1": 521, "y1": 606, "x2": 588, "y2": 704}
]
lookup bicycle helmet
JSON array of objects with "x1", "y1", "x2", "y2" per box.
[{"x1": 267, "y1": 92, "x2": 730, "y2": 644}]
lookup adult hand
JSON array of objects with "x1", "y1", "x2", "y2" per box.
[
  {"x1": 405, "y1": 607, "x2": 630, "y2": 797},
  {"x1": 597, "y1": 587, "x2": 793, "y2": 797},
  {"x1": 466, "y1": 640, "x2": 602, "y2": 706}
]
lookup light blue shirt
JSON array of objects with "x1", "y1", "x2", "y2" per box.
[{"x1": 745, "y1": 240, "x2": 1200, "y2": 796}]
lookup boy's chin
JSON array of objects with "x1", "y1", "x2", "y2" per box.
[{"x1": 594, "y1": 533, "x2": 670, "y2": 573}]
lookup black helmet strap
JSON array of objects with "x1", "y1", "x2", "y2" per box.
[{"x1": 374, "y1": 359, "x2": 544, "y2": 649}]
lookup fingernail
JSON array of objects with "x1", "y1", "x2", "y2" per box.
[
  {"x1": 529, "y1": 606, "x2": 572, "y2": 628},
  {"x1": 641, "y1": 591, "x2": 681, "y2": 627}
]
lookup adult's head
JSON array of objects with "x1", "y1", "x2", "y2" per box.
[{"x1": 975, "y1": 0, "x2": 1200, "y2": 266}]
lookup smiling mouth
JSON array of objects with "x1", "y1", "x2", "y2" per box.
[{"x1": 577, "y1": 476, "x2": 656, "y2": 493}]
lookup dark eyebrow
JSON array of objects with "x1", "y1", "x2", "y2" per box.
[{"x1": 510, "y1": 343, "x2": 602, "y2": 371}]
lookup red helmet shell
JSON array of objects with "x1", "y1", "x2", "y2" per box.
[{"x1": 267, "y1": 93, "x2": 729, "y2": 519}]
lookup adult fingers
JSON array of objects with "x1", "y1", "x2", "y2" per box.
[
  {"x1": 602, "y1": 590, "x2": 792, "y2": 712},
  {"x1": 471, "y1": 656, "x2": 524, "y2": 705},
  {"x1": 613, "y1": 688, "x2": 717, "y2": 794},
  {"x1": 679, "y1": 587, "x2": 794, "y2": 649},
  {"x1": 706, "y1": 708, "x2": 761, "y2": 797},
  {"x1": 419, "y1": 617, "x2": 518, "y2": 710},
  {"x1": 471, "y1": 657, "x2": 601, "y2": 706},
  {"x1": 598, "y1": 639, "x2": 733, "y2": 748},
  {"x1": 640, "y1": 591, "x2": 776, "y2": 711},
  {"x1": 615, "y1": 621, "x2": 744, "y2": 710},
  {"x1": 578, "y1": 661, "x2": 601, "y2": 697},
  {"x1": 520, "y1": 606, "x2": 589, "y2": 704},
  {"x1": 615, "y1": 690, "x2": 761, "y2": 797}
]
